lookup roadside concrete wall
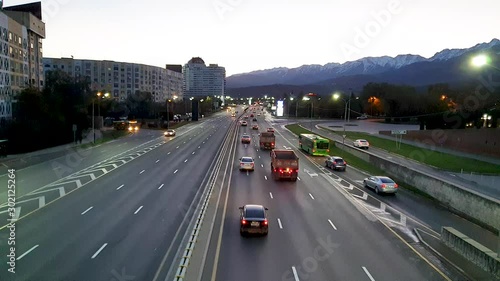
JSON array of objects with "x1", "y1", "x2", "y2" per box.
[
  {"x1": 441, "y1": 227, "x2": 500, "y2": 278},
  {"x1": 334, "y1": 141, "x2": 500, "y2": 230}
]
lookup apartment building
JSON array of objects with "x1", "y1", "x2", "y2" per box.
[
  {"x1": 43, "y1": 58, "x2": 184, "y2": 103},
  {"x1": 0, "y1": 1, "x2": 45, "y2": 119},
  {"x1": 183, "y1": 57, "x2": 226, "y2": 99}
]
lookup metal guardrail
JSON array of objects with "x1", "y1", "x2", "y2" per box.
[{"x1": 171, "y1": 118, "x2": 237, "y2": 281}]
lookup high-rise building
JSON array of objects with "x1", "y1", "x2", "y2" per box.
[
  {"x1": 183, "y1": 57, "x2": 225, "y2": 99},
  {"x1": 0, "y1": 1, "x2": 45, "y2": 119},
  {"x1": 43, "y1": 58, "x2": 183, "y2": 103}
]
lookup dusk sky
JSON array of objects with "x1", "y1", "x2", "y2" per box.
[{"x1": 6, "y1": 0, "x2": 500, "y2": 76}]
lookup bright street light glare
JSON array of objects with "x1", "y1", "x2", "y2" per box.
[
  {"x1": 333, "y1": 93, "x2": 340, "y2": 100},
  {"x1": 472, "y1": 55, "x2": 488, "y2": 67}
]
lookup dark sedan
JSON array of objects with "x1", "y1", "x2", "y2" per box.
[
  {"x1": 239, "y1": 205, "x2": 269, "y2": 236},
  {"x1": 325, "y1": 156, "x2": 347, "y2": 171}
]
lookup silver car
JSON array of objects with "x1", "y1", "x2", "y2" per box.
[
  {"x1": 363, "y1": 176, "x2": 399, "y2": 194},
  {"x1": 239, "y1": 156, "x2": 255, "y2": 171}
]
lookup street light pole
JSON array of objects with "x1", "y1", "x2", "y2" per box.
[
  {"x1": 92, "y1": 99, "x2": 95, "y2": 143},
  {"x1": 166, "y1": 100, "x2": 170, "y2": 129}
]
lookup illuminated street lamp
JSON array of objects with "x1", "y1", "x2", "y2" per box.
[
  {"x1": 481, "y1": 113, "x2": 492, "y2": 128},
  {"x1": 333, "y1": 93, "x2": 348, "y2": 122}
]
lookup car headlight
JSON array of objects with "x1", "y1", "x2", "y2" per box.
[{"x1": 128, "y1": 127, "x2": 133, "y2": 131}]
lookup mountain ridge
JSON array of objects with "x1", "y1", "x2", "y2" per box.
[{"x1": 227, "y1": 38, "x2": 500, "y2": 88}]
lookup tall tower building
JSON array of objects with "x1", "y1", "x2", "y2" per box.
[{"x1": 183, "y1": 57, "x2": 225, "y2": 99}]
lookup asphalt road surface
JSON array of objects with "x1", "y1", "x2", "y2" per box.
[
  {"x1": 0, "y1": 113, "x2": 232, "y2": 281},
  {"x1": 199, "y1": 111, "x2": 467, "y2": 281}
]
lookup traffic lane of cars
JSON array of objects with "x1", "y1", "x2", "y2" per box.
[
  {"x1": 318, "y1": 156, "x2": 500, "y2": 252},
  {"x1": 0, "y1": 121, "x2": 229, "y2": 281},
  {"x1": 216, "y1": 141, "x2": 302, "y2": 281},
  {"x1": 259, "y1": 127, "x2": 447, "y2": 280},
  {"x1": 222, "y1": 141, "x2": 434, "y2": 281}
]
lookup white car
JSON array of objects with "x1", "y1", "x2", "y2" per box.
[
  {"x1": 353, "y1": 139, "x2": 369, "y2": 149},
  {"x1": 164, "y1": 129, "x2": 176, "y2": 136},
  {"x1": 239, "y1": 156, "x2": 255, "y2": 171}
]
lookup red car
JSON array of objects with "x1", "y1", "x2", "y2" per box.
[
  {"x1": 241, "y1": 134, "x2": 251, "y2": 143},
  {"x1": 267, "y1": 128, "x2": 275, "y2": 133}
]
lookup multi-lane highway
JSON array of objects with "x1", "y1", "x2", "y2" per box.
[
  {"x1": 192, "y1": 110, "x2": 475, "y2": 281},
  {"x1": 0, "y1": 114, "x2": 232, "y2": 281},
  {"x1": 0, "y1": 108, "x2": 491, "y2": 281}
]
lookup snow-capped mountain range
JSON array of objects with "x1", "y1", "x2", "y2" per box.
[{"x1": 226, "y1": 39, "x2": 500, "y2": 88}]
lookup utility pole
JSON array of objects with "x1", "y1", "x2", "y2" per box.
[{"x1": 92, "y1": 99, "x2": 95, "y2": 143}]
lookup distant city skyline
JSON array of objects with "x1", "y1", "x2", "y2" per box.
[{"x1": 4, "y1": 0, "x2": 500, "y2": 76}]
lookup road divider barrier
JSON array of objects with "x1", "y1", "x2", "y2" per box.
[{"x1": 441, "y1": 227, "x2": 499, "y2": 278}]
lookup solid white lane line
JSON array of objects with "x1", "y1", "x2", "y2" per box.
[
  {"x1": 91, "y1": 243, "x2": 108, "y2": 259},
  {"x1": 277, "y1": 218, "x2": 283, "y2": 229},
  {"x1": 328, "y1": 219, "x2": 338, "y2": 230},
  {"x1": 134, "y1": 206, "x2": 143, "y2": 215},
  {"x1": 184, "y1": 159, "x2": 188, "y2": 163},
  {"x1": 174, "y1": 169, "x2": 178, "y2": 174},
  {"x1": 309, "y1": 193, "x2": 315, "y2": 200},
  {"x1": 81, "y1": 206, "x2": 93, "y2": 215},
  {"x1": 192, "y1": 152, "x2": 195, "y2": 154},
  {"x1": 168, "y1": 152, "x2": 171, "y2": 155},
  {"x1": 155, "y1": 159, "x2": 160, "y2": 163},
  {"x1": 297, "y1": 177, "x2": 301, "y2": 181},
  {"x1": 158, "y1": 184, "x2": 164, "y2": 190},
  {"x1": 362, "y1": 267, "x2": 376, "y2": 281},
  {"x1": 139, "y1": 170, "x2": 145, "y2": 174},
  {"x1": 264, "y1": 176, "x2": 268, "y2": 180},
  {"x1": 292, "y1": 266, "x2": 300, "y2": 281},
  {"x1": 269, "y1": 192, "x2": 273, "y2": 199},
  {"x1": 116, "y1": 184, "x2": 124, "y2": 190},
  {"x1": 176, "y1": 146, "x2": 179, "y2": 149},
  {"x1": 17, "y1": 245, "x2": 39, "y2": 260}
]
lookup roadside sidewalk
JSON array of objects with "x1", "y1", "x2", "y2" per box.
[{"x1": 0, "y1": 129, "x2": 103, "y2": 170}]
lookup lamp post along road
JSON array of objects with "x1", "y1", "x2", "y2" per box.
[{"x1": 92, "y1": 99, "x2": 95, "y2": 143}]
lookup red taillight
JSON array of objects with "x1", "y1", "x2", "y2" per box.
[
  {"x1": 295, "y1": 169, "x2": 299, "y2": 173},
  {"x1": 344, "y1": 161, "x2": 347, "y2": 165},
  {"x1": 381, "y1": 184, "x2": 386, "y2": 188},
  {"x1": 263, "y1": 219, "x2": 268, "y2": 225},
  {"x1": 394, "y1": 183, "x2": 398, "y2": 188},
  {"x1": 242, "y1": 220, "x2": 247, "y2": 225},
  {"x1": 271, "y1": 142, "x2": 274, "y2": 146}
]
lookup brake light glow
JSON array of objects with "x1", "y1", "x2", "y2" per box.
[
  {"x1": 381, "y1": 184, "x2": 386, "y2": 188},
  {"x1": 263, "y1": 219, "x2": 268, "y2": 225},
  {"x1": 394, "y1": 183, "x2": 398, "y2": 188},
  {"x1": 241, "y1": 220, "x2": 247, "y2": 225},
  {"x1": 344, "y1": 161, "x2": 347, "y2": 165},
  {"x1": 296, "y1": 169, "x2": 299, "y2": 173}
]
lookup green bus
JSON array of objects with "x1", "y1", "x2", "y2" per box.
[{"x1": 299, "y1": 134, "x2": 330, "y2": 156}]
